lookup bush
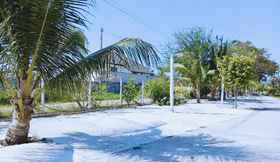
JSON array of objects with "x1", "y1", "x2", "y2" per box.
[
  {"x1": 159, "y1": 96, "x2": 169, "y2": 106},
  {"x1": 46, "y1": 91, "x2": 74, "y2": 103},
  {"x1": 146, "y1": 77, "x2": 190, "y2": 105},
  {"x1": 123, "y1": 80, "x2": 139, "y2": 106},
  {"x1": 175, "y1": 86, "x2": 191, "y2": 100},
  {"x1": 92, "y1": 83, "x2": 119, "y2": 101},
  {"x1": 158, "y1": 96, "x2": 187, "y2": 106},
  {"x1": 267, "y1": 86, "x2": 280, "y2": 96},
  {"x1": 97, "y1": 83, "x2": 107, "y2": 95},
  {"x1": 145, "y1": 77, "x2": 170, "y2": 104}
]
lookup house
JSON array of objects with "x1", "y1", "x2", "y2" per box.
[{"x1": 94, "y1": 64, "x2": 156, "y2": 93}]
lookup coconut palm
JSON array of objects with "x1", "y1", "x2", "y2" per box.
[
  {"x1": 207, "y1": 37, "x2": 229, "y2": 100},
  {"x1": 174, "y1": 27, "x2": 212, "y2": 103},
  {"x1": 0, "y1": 0, "x2": 159, "y2": 145}
]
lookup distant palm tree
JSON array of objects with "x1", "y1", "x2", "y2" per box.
[
  {"x1": 0, "y1": 0, "x2": 159, "y2": 145},
  {"x1": 174, "y1": 27, "x2": 212, "y2": 103},
  {"x1": 207, "y1": 37, "x2": 229, "y2": 100}
]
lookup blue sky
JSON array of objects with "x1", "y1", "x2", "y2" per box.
[{"x1": 85, "y1": 0, "x2": 280, "y2": 62}]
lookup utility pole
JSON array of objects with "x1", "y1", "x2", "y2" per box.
[
  {"x1": 100, "y1": 27, "x2": 104, "y2": 49},
  {"x1": 88, "y1": 28, "x2": 104, "y2": 109},
  {"x1": 221, "y1": 76, "x2": 224, "y2": 104},
  {"x1": 40, "y1": 79, "x2": 45, "y2": 111},
  {"x1": 170, "y1": 53, "x2": 174, "y2": 112},
  {"x1": 87, "y1": 76, "x2": 92, "y2": 109},
  {"x1": 120, "y1": 77, "x2": 123, "y2": 105},
  {"x1": 141, "y1": 78, "x2": 145, "y2": 105}
]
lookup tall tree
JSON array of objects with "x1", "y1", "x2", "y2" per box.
[
  {"x1": 255, "y1": 49, "x2": 279, "y2": 82},
  {"x1": 173, "y1": 27, "x2": 212, "y2": 103},
  {"x1": 207, "y1": 37, "x2": 229, "y2": 100},
  {"x1": 229, "y1": 41, "x2": 279, "y2": 81},
  {"x1": 0, "y1": 0, "x2": 159, "y2": 145}
]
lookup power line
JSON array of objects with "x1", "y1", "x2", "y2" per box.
[{"x1": 102, "y1": 0, "x2": 165, "y2": 38}]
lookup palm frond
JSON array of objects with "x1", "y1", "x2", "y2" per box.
[
  {"x1": 46, "y1": 38, "x2": 160, "y2": 94},
  {"x1": 0, "y1": 0, "x2": 94, "y2": 78}
]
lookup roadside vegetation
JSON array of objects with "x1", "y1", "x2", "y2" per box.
[
  {"x1": 123, "y1": 80, "x2": 139, "y2": 106},
  {"x1": 0, "y1": 0, "x2": 279, "y2": 149},
  {"x1": 0, "y1": 0, "x2": 159, "y2": 145},
  {"x1": 144, "y1": 27, "x2": 279, "y2": 107}
]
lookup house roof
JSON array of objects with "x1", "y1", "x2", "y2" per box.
[{"x1": 125, "y1": 64, "x2": 154, "y2": 74}]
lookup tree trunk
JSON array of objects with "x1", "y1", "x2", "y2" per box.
[
  {"x1": 210, "y1": 87, "x2": 217, "y2": 100},
  {"x1": 2, "y1": 98, "x2": 33, "y2": 146}
]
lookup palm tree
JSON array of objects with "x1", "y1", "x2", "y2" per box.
[
  {"x1": 207, "y1": 37, "x2": 229, "y2": 100},
  {"x1": 0, "y1": 0, "x2": 159, "y2": 145},
  {"x1": 174, "y1": 27, "x2": 212, "y2": 103}
]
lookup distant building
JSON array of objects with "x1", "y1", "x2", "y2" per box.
[{"x1": 94, "y1": 64, "x2": 155, "y2": 93}]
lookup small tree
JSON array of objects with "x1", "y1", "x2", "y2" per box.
[
  {"x1": 218, "y1": 55, "x2": 254, "y2": 108},
  {"x1": 72, "y1": 81, "x2": 91, "y2": 111},
  {"x1": 123, "y1": 80, "x2": 139, "y2": 106}
]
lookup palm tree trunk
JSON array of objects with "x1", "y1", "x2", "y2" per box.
[
  {"x1": 210, "y1": 87, "x2": 217, "y2": 100},
  {"x1": 2, "y1": 98, "x2": 33, "y2": 146}
]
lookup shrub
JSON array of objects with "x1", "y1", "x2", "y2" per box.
[
  {"x1": 123, "y1": 80, "x2": 139, "y2": 106},
  {"x1": 175, "y1": 86, "x2": 191, "y2": 99},
  {"x1": 93, "y1": 83, "x2": 120, "y2": 100},
  {"x1": 146, "y1": 77, "x2": 190, "y2": 105},
  {"x1": 267, "y1": 86, "x2": 280, "y2": 96},
  {"x1": 97, "y1": 83, "x2": 107, "y2": 95},
  {"x1": 45, "y1": 90, "x2": 74, "y2": 103},
  {"x1": 145, "y1": 77, "x2": 170, "y2": 104}
]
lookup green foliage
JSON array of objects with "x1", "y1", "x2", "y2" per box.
[
  {"x1": 218, "y1": 54, "x2": 255, "y2": 108},
  {"x1": 267, "y1": 87, "x2": 280, "y2": 96},
  {"x1": 230, "y1": 41, "x2": 279, "y2": 81},
  {"x1": 93, "y1": 92, "x2": 120, "y2": 101},
  {"x1": 123, "y1": 80, "x2": 139, "y2": 106},
  {"x1": 46, "y1": 91, "x2": 74, "y2": 103},
  {"x1": 218, "y1": 55, "x2": 255, "y2": 90},
  {"x1": 175, "y1": 86, "x2": 190, "y2": 99},
  {"x1": 169, "y1": 28, "x2": 278, "y2": 101},
  {"x1": 268, "y1": 77, "x2": 280, "y2": 96},
  {"x1": 98, "y1": 84, "x2": 108, "y2": 95},
  {"x1": 145, "y1": 77, "x2": 170, "y2": 104},
  {"x1": 92, "y1": 83, "x2": 119, "y2": 101},
  {"x1": 0, "y1": 0, "x2": 159, "y2": 101},
  {"x1": 255, "y1": 52, "x2": 279, "y2": 81},
  {"x1": 47, "y1": 38, "x2": 160, "y2": 94},
  {"x1": 173, "y1": 27, "x2": 228, "y2": 102},
  {"x1": 0, "y1": 0, "x2": 160, "y2": 144},
  {"x1": 0, "y1": 111, "x2": 12, "y2": 119},
  {"x1": 0, "y1": 91, "x2": 10, "y2": 105},
  {"x1": 145, "y1": 77, "x2": 190, "y2": 105}
]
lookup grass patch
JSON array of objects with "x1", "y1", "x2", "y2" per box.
[
  {"x1": 0, "y1": 111, "x2": 12, "y2": 119},
  {"x1": 273, "y1": 96, "x2": 280, "y2": 99},
  {"x1": 93, "y1": 92, "x2": 120, "y2": 101},
  {"x1": 0, "y1": 105, "x2": 12, "y2": 109},
  {"x1": 45, "y1": 107, "x2": 80, "y2": 113}
]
